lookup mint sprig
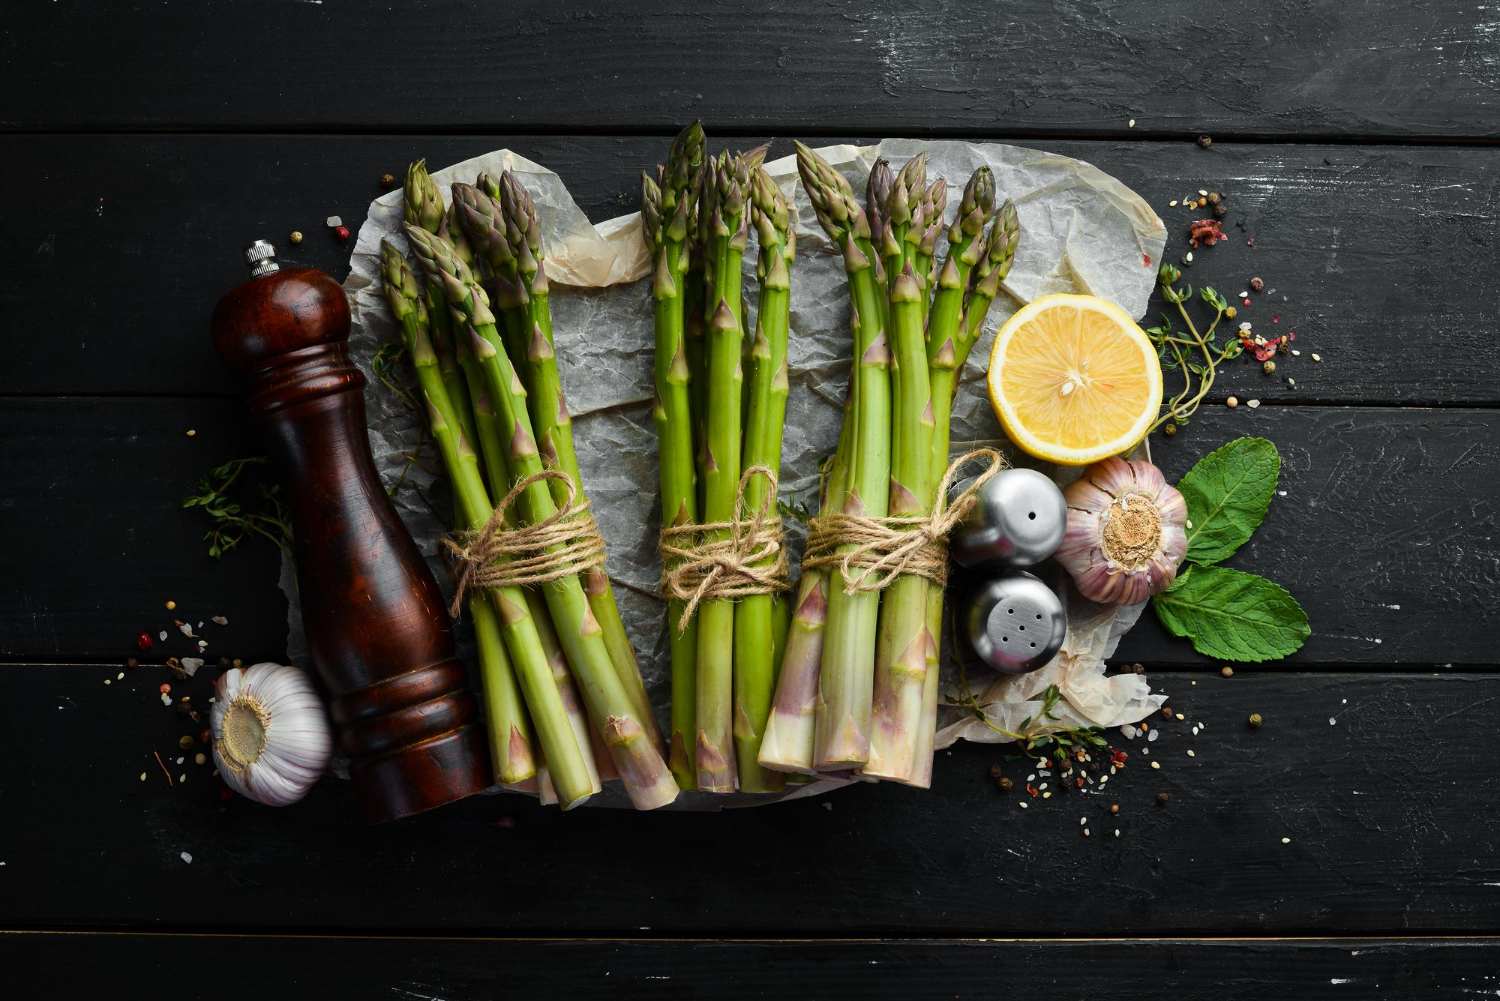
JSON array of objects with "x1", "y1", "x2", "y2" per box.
[{"x1": 1152, "y1": 437, "x2": 1309, "y2": 661}]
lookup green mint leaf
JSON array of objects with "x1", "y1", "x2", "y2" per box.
[
  {"x1": 1152, "y1": 564, "x2": 1309, "y2": 662},
  {"x1": 1177, "y1": 436, "x2": 1280, "y2": 564}
]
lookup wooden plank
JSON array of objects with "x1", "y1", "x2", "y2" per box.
[
  {"x1": 2, "y1": 665, "x2": 1498, "y2": 936},
  {"x1": 2, "y1": 396, "x2": 1491, "y2": 666},
  {"x1": 4, "y1": 2, "x2": 1499, "y2": 139},
  {"x1": 4, "y1": 135, "x2": 1496, "y2": 402},
  {"x1": 5, "y1": 933, "x2": 1496, "y2": 1000}
]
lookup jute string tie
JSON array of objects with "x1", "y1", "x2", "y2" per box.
[
  {"x1": 444, "y1": 468, "x2": 606, "y2": 617},
  {"x1": 659, "y1": 465, "x2": 790, "y2": 632},
  {"x1": 802, "y1": 447, "x2": 1007, "y2": 595}
]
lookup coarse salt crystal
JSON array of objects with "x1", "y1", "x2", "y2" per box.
[
  {"x1": 116, "y1": 672, "x2": 124, "y2": 680},
  {"x1": 139, "y1": 772, "x2": 147, "y2": 782},
  {"x1": 175, "y1": 756, "x2": 184, "y2": 765},
  {"x1": 180, "y1": 851, "x2": 193, "y2": 864},
  {"x1": 1186, "y1": 749, "x2": 1196, "y2": 757},
  {"x1": 1311, "y1": 353, "x2": 1322, "y2": 362},
  {"x1": 211, "y1": 616, "x2": 228, "y2": 626},
  {"x1": 1114, "y1": 829, "x2": 1120, "y2": 837},
  {"x1": 1198, "y1": 189, "x2": 1208, "y2": 196},
  {"x1": 1128, "y1": 119, "x2": 1136, "y2": 127},
  {"x1": 1281, "y1": 837, "x2": 1291, "y2": 844},
  {"x1": 1083, "y1": 828, "x2": 1090, "y2": 837},
  {"x1": 326, "y1": 215, "x2": 343, "y2": 227},
  {"x1": 1185, "y1": 252, "x2": 1194, "y2": 262},
  {"x1": 161, "y1": 694, "x2": 172, "y2": 706},
  {"x1": 1120, "y1": 724, "x2": 1138, "y2": 739},
  {"x1": 1291, "y1": 349, "x2": 1301, "y2": 356},
  {"x1": 1080, "y1": 817, "x2": 1088, "y2": 826},
  {"x1": 1329, "y1": 717, "x2": 1337, "y2": 726},
  {"x1": 1176, "y1": 713, "x2": 1185, "y2": 721},
  {"x1": 1247, "y1": 399, "x2": 1261, "y2": 408},
  {"x1": 1150, "y1": 761, "x2": 1161, "y2": 770},
  {"x1": 1019, "y1": 801, "x2": 1029, "y2": 809},
  {"x1": 103, "y1": 679, "x2": 111, "y2": 686},
  {"x1": 178, "y1": 622, "x2": 195, "y2": 638},
  {"x1": 158, "y1": 630, "x2": 168, "y2": 642},
  {"x1": 180, "y1": 657, "x2": 204, "y2": 677},
  {"x1": 1042, "y1": 791, "x2": 1052, "y2": 799},
  {"x1": 1169, "y1": 199, "x2": 1178, "y2": 206},
  {"x1": 1148, "y1": 729, "x2": 1159, "y2": 742}
]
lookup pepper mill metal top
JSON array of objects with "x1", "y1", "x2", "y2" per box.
[
  {"x1": 244, "y1": 239, "x2": 281, "y2": 278},
  {"x1": 951, "y1": 467, "x2": 1068, "y2": 570},
  {"x1": 961, "y1": 571, "x2": 1067, "y2": 674}
]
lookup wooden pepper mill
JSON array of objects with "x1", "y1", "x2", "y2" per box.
[{"x1": 211, "y1": 240, "x2": 491, "y2": 821}]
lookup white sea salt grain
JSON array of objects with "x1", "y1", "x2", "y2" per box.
[
  {"x1": 1019, "y1": 801, "x2": 1028, "y2": 808},
  {"x1": 159, "y1": 630, "x2": 168, "y2": 642},
  {"x1": 212, "y1": 615, "x2": 229, "y2": 626},
  {"x1": 1247, "y1": 399, "x2": 1261, "y2": 408},
  {"x1": 1148, "y1": 729, "x2": 1159, "y2": 742},
  {"x1": 1281, "y1": 837, "x2": 1292, "y2": 845},
  {"x1": 1186, "y1": 750, "x2": 1196, "y2": 758},
  {"x1": 180, "y1": 852, "x2": 193, "y2": 864}
]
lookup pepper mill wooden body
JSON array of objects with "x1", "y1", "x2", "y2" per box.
[{"x1": 211, "y1": 240, "x2": 490, "y2": 822}]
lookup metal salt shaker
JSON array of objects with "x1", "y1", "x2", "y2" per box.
[
  {"x1": 960, "y1": 571, "x2": 1068, "y2": 674},
  {"x1": 950, "y1": 467, "x2": 1068, "y2": 570}
]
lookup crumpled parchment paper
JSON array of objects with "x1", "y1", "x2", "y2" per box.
[{"x1": 286, "y1": 139, "x2": 1168, "y2": 805}]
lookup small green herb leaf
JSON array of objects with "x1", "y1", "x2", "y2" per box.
[
  {"x1": 1178, "y1": 436, "x2": 1280, "y2": 564},
  {"x1": 1153, "y1": 564, "x2": 1309, "y2": 662}
]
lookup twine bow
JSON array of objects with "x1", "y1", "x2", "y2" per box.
[
  {"x1": 444, "y1": 468, "x2": 607, "y2": 617},
  {"x1": 803, "y1": 447, "x2": 1007, "y2": 595},
  {"x1": 659, "y1": 465, "x2": 791, "y2": 632}
]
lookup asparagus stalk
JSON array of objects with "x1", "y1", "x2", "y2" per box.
[
  {"x1": 456, "y1": 178, "x2": 662, "y2": 752},
  {"x1": 404, "y1": 162, "x2": 482, "y2": 465},
  {"x1": 693, "y1": 149, "x2": 753, "y2": 792},
  {"x1": 642, "y1": 123, "x2": 705, "y2": 789},
  {"x1": 758, "y1": 400, "x2": 852, "y2": 772},
  {"x1": 405, "y1": 225, "x2": 679, "y2": 810},
  {"x1": 907, "y1": 198, "x2": 1021, "y2": 788},
  {"x1": 731, "y1": 167, "x2": 794, "y2": 792},
  {"x1": 862, "y1": 257, "x2": 934, "y2": 781},
  {"x1": 380, "y1": 240, "x2": 593, "y2": 804},
  {"x1": 796, "y1": 141, "x2": 892, "y2": 770}
]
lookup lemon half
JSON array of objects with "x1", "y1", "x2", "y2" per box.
[{"x1": 986, "y1": 293, "x2": 1162, "y2": 466}]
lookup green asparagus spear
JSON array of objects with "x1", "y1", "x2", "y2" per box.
[
  {"x1": 643, "y1": 122, "x2": 706, "y2": 789},
  {"x1": 731, "y1": 167, "x2": 794, "y2": 792},
  {"x1": 795, "y1": 141, "x2": 891, "y2": 770},
  {"x1": 693, "y1": 149, "x2": 754, "y2": 792}
]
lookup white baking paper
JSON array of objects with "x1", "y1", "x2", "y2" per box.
[{"x1": 287, "y1": 139, "x2": 1168, "y2": 806}]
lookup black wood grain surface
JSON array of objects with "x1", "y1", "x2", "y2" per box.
[
  {"x1": 5, "y1": 1, "x2": 1500, "y2": 140},
  {"x1": 3, "y1": 1, "x2": 1496, "y2": 994},
  {"x1": 6, "y1": 135, "x2": 1495, "y2": 403},
  {"x1": 4, "y1": 666, "x2": 1496, "y2": 936},
  {"x1": 9, "y1": 934, "x2": 1500, "y2": 1000}
]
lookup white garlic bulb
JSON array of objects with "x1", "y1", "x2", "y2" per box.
[
  {"x1": 1056, "y1": 456, "x2": 1188, "y2": 605},
  {"x1": 211, "y1": 662, "x2": 332, "y2": 807}
]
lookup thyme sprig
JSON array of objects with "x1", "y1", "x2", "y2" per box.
[
  {"x1": 371, "y1": 342, "x2": 419, "y2": 413},
  {"x1": 1145, "y1": 263, "x2": 1243, "y2": 433},
  {"x1": 181, "y1": 457, "x2": 292, "y2": 558},
  {"x1": 954, "y1": 658, "x2": 1108, "y2": 767}
]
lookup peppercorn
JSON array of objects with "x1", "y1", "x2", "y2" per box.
[
  {"x1": 289, "y1": 230, "x2": 304, "y2": 245},
  {"x1": 1208, "y1": 191, "x2": 1221, "y2": 204},
  {"x1": 1249, "y1": 276, "x2": 1265, "y2": 292},
  {"x1": 1156, "y1": 791, "x2": 1171, "y2": 806},
  {"x1": 165, "y1": 599, "x2": 177, "y2": 611},
  {"x1": 334, "y1": 225, "x2": 351, "y2": 242},
  {"x1": 1262, "y1": 360, "x2": 1277, "y2": 375},
  {"x1": 1164, "y1": 423, "x2": 1178, "y2": 436},
  {"x1": 1130, "y1": 663, "x2": 1146, "y2": 674},
  {"x1": 1197, "y1": 135, "x2": 1213, "y2": 148},
  {"x1": 1249, "y1": 712, "x2": 1264, "y2": 728},
  {"x1": 1221, "y1": 665, "x2": 1234, "y2": 678},
  {"x1": 999, "y1": 776, "x2": 1014, "y2": 792},
  {"x1": 232, "y1": 658, "x2": 243, "y2": 669},
  {"x1": 125, "y1": 656, "x2": 139, "y2": 670},
  {"x1": 989, "y1": 763, "x2": 1003, "y2": 780},
  {"x1": 1225, "y1": 305, "x2": 1237, "y2": 319},
  {"x1": 379, "y1": 172, "x2": 398, "y2": 190},
  {"x1": 1226, "y1": 396, "x2": 1239, "y2": 408},
  {"x1": 179, "y1": 735, "x2": 194, "y2": 749},
  {"x1": 1212, "y1": 202, "x2": 1228, "y2": 219},
  {"x1": 1110, "y1": 803, "x2": 1120, "y2": 815},
  {"x1": 218, "y1": 656, "x2": 230, "y2": 670},
  {"x1": 1161, "y1": 706, "x2": 1174, "y2": 719}
]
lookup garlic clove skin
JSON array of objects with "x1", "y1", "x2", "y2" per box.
[
  {"x1": 1056, "y1": 456, "x2": 1188, "y2": 605},
  {"x1": 211, "y1": 662, "x2": 333, "y2": 807}
]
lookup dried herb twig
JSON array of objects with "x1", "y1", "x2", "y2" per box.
[
  {"x1": 181, "y1": 457, "x2": 292, "y2": 558},
  {"x1": 1146, "y1": 264, "x2": 1243, "y2": 433}
]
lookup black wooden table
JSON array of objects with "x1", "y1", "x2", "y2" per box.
[{"x1": 4, "y1": 3, "x2": 1498, "y2": 997}]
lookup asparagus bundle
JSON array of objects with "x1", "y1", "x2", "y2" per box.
[
  {"x1": 404, "y1": 224, "x2": 678, "y2": 811},
  {"x1": 760, "y1": 144, "x2": 1020, "y2": 784},
  {"x1": 379, "y1": 241, "x2": 596, "y2": 807},
  {"x1": 643, "y1": 127, "x2": 796, "y2": 793}
]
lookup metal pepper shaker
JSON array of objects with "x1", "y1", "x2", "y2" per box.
[{"x1": 950, "y1": 467, "x2": 1068, "y2": 570}]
